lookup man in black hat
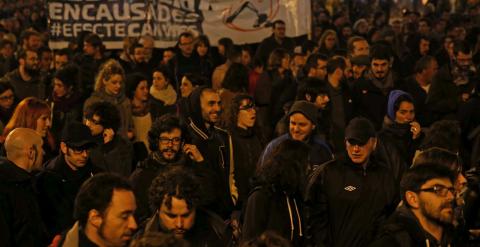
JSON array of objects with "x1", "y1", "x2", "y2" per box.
[
  {"x1": 259, "y1": 100, "x2": 334, "y2": 167},
  {"x1": 35, "y1": 121, "x2": 101, "y2": 240},
  {"x1": 305, "y1": 117, "x2": 399, "y2": 247}
]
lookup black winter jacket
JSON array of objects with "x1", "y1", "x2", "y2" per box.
[
  {"x1": 305, "y1": 156, "x2": 399, "y2": 247},
  {"x1": 35, "y1": 155, "x2": 100, "y2": 239},
  {"x1": 185, "y1": 86, "x2": 236, "y2": 218},
  {"x1": 0, "y1": 158, "x2": 48, "y2": 247}
]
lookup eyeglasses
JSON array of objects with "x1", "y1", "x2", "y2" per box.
[
  {"x1": 159, "y1": 137, "x2": 181, "y2": 145},
  {"x1": 69, "y1": 147, "x2": 90, "y2": 155},
  {"x1": 417, "y1": 184, "x2": 455, "y2": 197},
  {"x1": 0, "y1": 94, "x2": 14, "y2": 101},
  {"x1": 239, "y1": 103, "x2": 255, "y2": 111},
  {"x1": 87, "y1": 118, "x2": 102, "y2": 125}
]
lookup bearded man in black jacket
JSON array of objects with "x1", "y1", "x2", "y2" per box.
[{"x1": 370, "y1": 164, "x2": 457, "y2": 247}]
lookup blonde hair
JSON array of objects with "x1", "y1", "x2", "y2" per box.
[{"x1": 94, "y1": 59, "x2": 125, "y2": 92}]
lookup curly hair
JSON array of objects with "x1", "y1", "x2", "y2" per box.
[
  {"x1": 222, "y1": 63, "x2": 249, "y2": 92},
  {"x1": 148, "y1": 113, "x2": 188, "y2": 151},
  {"x1": 84, "y1": 101, "x2": 121, "y2": 132},
  {"x1": 256, "y1": 139, "x2": 310, "y2": 194},
  {"x1": 94, "y1": 59, "x2": 125, "y2": 92},
  {"x1": 148, "y1": 166, "x2": 202, "y2": 213},
  {"x1": 130, "y1": 232, "x2": 190, "y2": 247},
  {"x1": 226, "y1": 93, "x2": 254, "y2": 131}
]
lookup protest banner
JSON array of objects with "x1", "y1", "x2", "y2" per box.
[{"x1": 48, "y1": 0, "x2": 311, "y2": 49}]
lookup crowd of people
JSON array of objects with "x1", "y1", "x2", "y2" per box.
[{"x1": 1, "y1": 0, "x2": 480, "y2": 246}]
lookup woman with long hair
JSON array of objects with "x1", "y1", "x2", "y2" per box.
[
  {"x1": 318, "y1": 29, "x2": 339, "y2": 57},
  {"x1": 242, "y1": 139, "x2": 309, "y2": 246},
  {"x1": 83, "y1": 59, "x2": 133, "y2": 139},
  {"x1": 2, "y1": 97, "x2": 56, "y2": 161},
  {"x1": 194, "y1": 34, "x2": 214, "y2": 79}
]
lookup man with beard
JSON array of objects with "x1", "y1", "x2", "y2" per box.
[
  {"x1": 122, "y1": 42, "x2": 150, "y2": 77},
  {"x1": 325, "y1": 57, "x2": 355, "y2": 156},
  {"x1": 58, "y1": 173, "x2": 138, "y2": 247},
  {"x1": 427, "y1": 41, "x2": 478, "y2": 122},
  {"x1": 130, "y1": 114, "x2": 205, "y2": 223},
  {"x1": 0, "y1": 128, "x2": 47, "y2": 247},
  {"x1": 370, "y1": 164, "x2": 456, "y2": 247},
  {"x1": 20, "y1": 30, "x2": 42, "y2": 52},
  {"x1": 306, "y1": 117, "x2": 398, "y2": 247},
  {"x1": 185, "y1": 86, "x2": 237, "y2": 219},
  {"x1": 135, "y1": 167, "x2": 228, "y2": 247},
  {"x1": 36, "y1": 122, "x2": 100, "y2": 240},
  {"x1": 352, "y1": 44, "x2": 400, "y2": 129},
  {"x1": 0, "y1": 49, "x2": 45, "y2": 100}
]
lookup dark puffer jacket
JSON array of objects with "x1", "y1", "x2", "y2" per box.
[{"x1": 0, "y1": 158, "x2": 48, "y2": 247}]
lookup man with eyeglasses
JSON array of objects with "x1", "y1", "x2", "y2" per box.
[
  {"x1": 305, "y1": 117, "x2": 398, "y2": 247},
  {"x1": 36, "y1": 122, "x2": 100, "y2": 241},
  {"x1": 370, "y1": 164, "x2": 456, "y2": 247},
  {"x1": 130, "y1": 114, "x2": 206, "y2": 223}
]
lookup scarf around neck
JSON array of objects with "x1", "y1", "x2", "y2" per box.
[{"x1": 149, "y1": 84, "x2": 177, "y2": 106}]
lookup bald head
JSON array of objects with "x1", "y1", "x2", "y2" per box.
[{"x1": 5, "y1": 128, "x2": 43, "y2": 172}]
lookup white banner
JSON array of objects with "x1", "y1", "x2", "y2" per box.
[{"x1": 48, "y1": 0, "x2": 311, "y2": 49}]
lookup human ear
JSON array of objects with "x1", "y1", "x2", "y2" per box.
[
  {"x1": 405, "y1": 191, "x2": 420, "y2": 209},
  {"x1": 88, "y1": 209, "x2": 103, "y2": 229}
]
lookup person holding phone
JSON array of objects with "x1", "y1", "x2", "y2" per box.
[{"x1": 130, "y1": 114, "x2": 208, "y2": 224}]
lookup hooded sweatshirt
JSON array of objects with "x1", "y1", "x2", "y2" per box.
[{"x1": 185, "y1": 86, "x2": 237, "y2": 218}]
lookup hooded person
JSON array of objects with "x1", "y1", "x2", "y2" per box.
[
  {"x1": 378, "y1": 90, "x2": 423, "y2": 167},
  {"x1": 259, "y1": 100, "x2": 334, "y2": 168},
  {"x1": 184, "y1": 86, "x2": 238, "y2": 219}
]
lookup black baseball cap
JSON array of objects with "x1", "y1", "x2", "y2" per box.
[
  {"x1": 61, "y1": 122, "x2": 96, "y2": 149},
  {"x1": 345, "y1": 117, "x2": 376, "y2": 145}
]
